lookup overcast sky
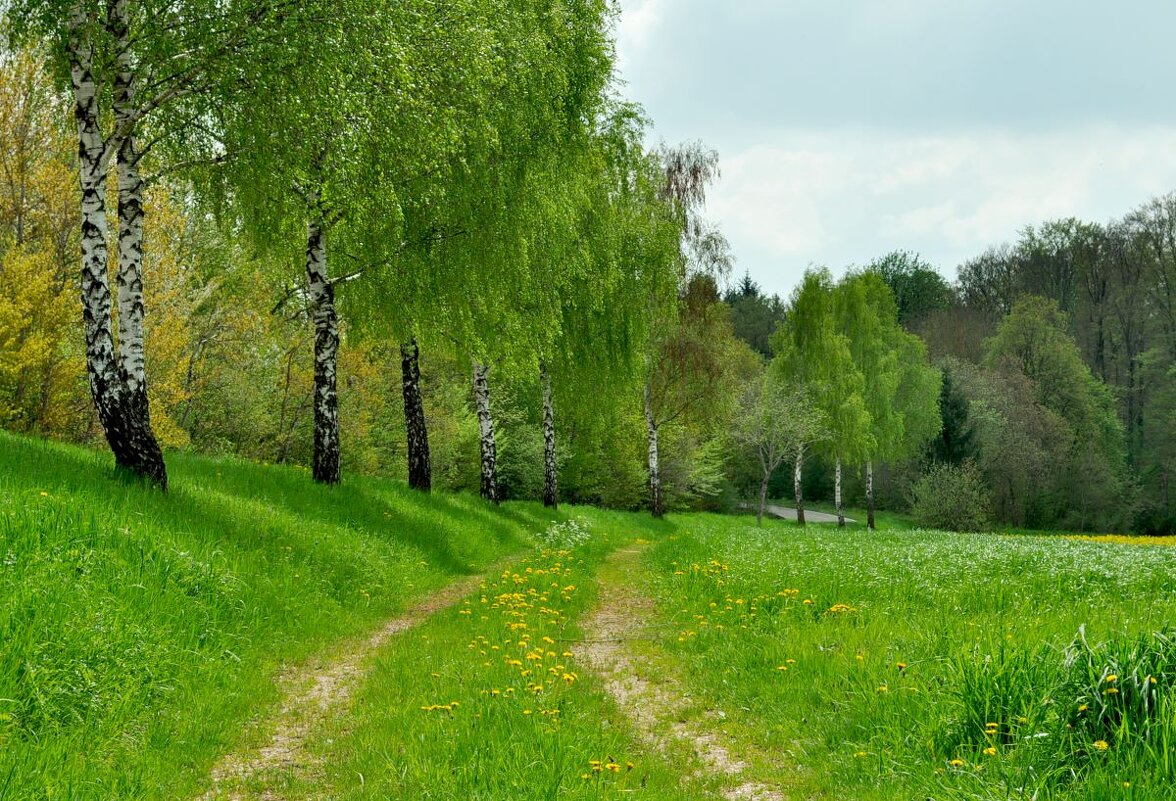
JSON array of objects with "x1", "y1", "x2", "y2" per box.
[{"x1": 614, "y1": 0, "x2": 1176, "y2": 298}]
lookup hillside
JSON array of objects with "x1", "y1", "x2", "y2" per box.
[{"x1": 0, "y1": 433, "x2": 546, "y2": 799}]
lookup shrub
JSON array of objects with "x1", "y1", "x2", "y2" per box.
[
  {"x1": 534, "y1": 518, "x2": 592, "y2": 549},
  {"x1": 910, "y1": 460, "x2": 991, "y2": 532},
  {"x1": 1133, "y1": 502, "x2": 1176, "y2": 537}
]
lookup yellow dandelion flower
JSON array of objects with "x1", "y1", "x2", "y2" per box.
[
  {"x1": 949, "y1": 758, "x2": 966, "y2": 767},
  {"x1": 1093, "y1": 740, "x2": 1110, "y2": 751},
  {"x1": 983, "y1": 747, "x2": 997, "y2": 756}
]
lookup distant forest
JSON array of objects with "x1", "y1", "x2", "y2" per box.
[{"x1": 729, "y1": 194, "x2": 1176, "y2": 535}]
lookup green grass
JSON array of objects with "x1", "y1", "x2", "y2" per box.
[
  {"x1": 295, "y1": 511, "x2": 720, "y2": 800},
  {"x1": 0, "y1": 432, "x2": 546, "y2": 800},
  {"x1": 7, "y1": 432, "x2": 1175, "y2": 800},
  {"x1": 639, "y1": 514, "x2": 1176, "y2": 800}
]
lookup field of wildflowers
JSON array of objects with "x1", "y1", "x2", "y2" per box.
[{"x1": 639, "y1": 518, "x2": 1176, "y2": 800}]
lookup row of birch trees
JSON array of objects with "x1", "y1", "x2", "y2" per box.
[
  {"x1": 736, "y1": 268, "x2": 942, "y2": 528},
  {"x1": 5, "y1": 0, "x2": 733, "y2": 515}
]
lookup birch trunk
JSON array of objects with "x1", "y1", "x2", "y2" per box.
[
  {"x1": 866, "y1": 459, "x2": 876, "y2": 530},
  {"x1": 757, "y1": 473, "x2": 768, "y2": 527},
  {"x1": 473, "y1": 362, "x2": 498, "y2": 504},
  {"x1": 70, "y1": 4, "x2": 167, "y2": 488},
  {"x1": 644, "y1": 381, "x2": 664, "y2": 518},
  {"x1": 112, "y1": 0, "x2": 145, "y2": 399},
  {"x1": 794, "y1": 445, "x2": 806, "y2": 526},
  {"x1": 401, "y1": 338, "x2": 431, "y2": 491},
  {"x1": 541, "y1": 361, "x2": 557, "y2": 508},
  {"x1": 306, "y1": 218, "x2": 340, "y2": 484},
  {"x1": 835, "y1": 458, "x2": 845, "y2": 528}
]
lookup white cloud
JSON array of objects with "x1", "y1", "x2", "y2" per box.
[
  {"x1": 615, "y1": 0, "x2": 670, "y2": 62},
  {"x1": 703, "y1": 126, "x2": 1176, "y2": 296}
]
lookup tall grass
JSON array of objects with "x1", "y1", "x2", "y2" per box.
[{"x1": 0, "y1": 433, "x2": 545, "y2": 800}]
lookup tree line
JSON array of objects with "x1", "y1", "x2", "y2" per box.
[
  {"x1": 724, "y1": 201, "x2": 1173, "y2": 534},
  {"x1": 0, "y1": 0, "x2": 746, "y2": 517},
  {"x1": 2, "y1": 3, "x2": 1171, "y2": 534}
]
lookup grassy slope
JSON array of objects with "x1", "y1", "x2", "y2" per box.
[
  {"x1": 0, "y1": 433, "x2": 548, "y2": 800},
  {"x1": 641, "y1": 515, "x2": 1176, "y2": 800}
]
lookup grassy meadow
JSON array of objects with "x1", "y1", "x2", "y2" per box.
[
  {"x1": 3, "y1": 433, "x2": 1175, "y2": 799},
  {"x1": 640, "y1": 517, "x2": 1176, "y2": 800}
]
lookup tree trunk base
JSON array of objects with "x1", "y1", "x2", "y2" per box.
[{"x1": 102, "y1": 388, "x2": 167, "y2": 490}]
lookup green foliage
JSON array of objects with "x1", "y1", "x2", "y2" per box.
[
  {"x1": 930, "y1": 358, "x2": 976, "y2": 464},
  {"x1": 865, "y1": 250, "x2": 954, "y2": 329},
  {"x1": 774, "y1": 269, "x2": 871, "y2": 464},
  {"x1": 725, "y1": 271, "x2": 786, "y2": 356},
  {"x1": 835, "y1": 271, "x2": 942, "y2": 469},
  {"x1": 910, "y1": 460, "x2": 991, "y2": 532},
  {"x1": 985, "y1": 296, "x2": 1128, "y2": 530}
]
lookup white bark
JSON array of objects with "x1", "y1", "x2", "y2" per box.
[
  {"x1": 111, "y1": 0, "x2": 147, "y2": 393},
  {"x1": 866, "y1": 459, "x2": 876, "y2": 530},
  {"x1": 70, "y1": 6, "x2": 118, "y2": 411},
  {"x1": 794, "y1": 445, "x2": 805, "y2": 526},
  {"x1": 541, "y1": 361, "x2": 557, "y2": 508},
  {"x1": 401, "y1": 338, "x2": 431, "y2": 491},
  {"x1": 835, "y1": 457, "x2": 845, "y2": 528},
  {"x1": 66, "y1": 2, "x2": 166, "y2": 488},
  {"x1": 306, "y1": 217, "x2": 340, "y2": 483},
  {"x1": 645, "y1": 380, "x2": 663, "y2": 517},
  {"x1": 473, "y1": 362, "x2": 497, "y2": 503}
]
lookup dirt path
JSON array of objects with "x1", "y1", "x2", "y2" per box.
[
  {"x1": 574, "y1": 545, "x2": 785, "y2": 801},
  {"x1": 198, "y1": 564, "x2": 504, "y2": 801}
]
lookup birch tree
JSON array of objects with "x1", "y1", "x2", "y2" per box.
[
  {"x1": 835, "y1": 271, "x2": 942, "y2": 528},
  {"x1": 773, "y1": 269, "x2": 869, "y2": 526},
  {"x1": 733, "y1": 372, "x2": 826, "y2": 526},
  {"x1": 7, "y1": 0, "x2": 312, "y2": 488},
  {"x1": 642, "y1": 141, "x2": 729, "y2": 517},
  {"x1": 216, "y1": 0, "x2": 491, "y2": 485},
  {"x1": 341, "y1": 0, "x2": 617, "y2": 495}
]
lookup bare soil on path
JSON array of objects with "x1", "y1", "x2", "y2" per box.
[
  {"x1": 574, "y1": 543, "x2": 786, "y2": 801},
  {"x1": 198, "y1": 562, "x2": 509, "y2": 801}
]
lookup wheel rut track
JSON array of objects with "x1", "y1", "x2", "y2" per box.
[
  {"x1": 198, "y1": 561, "x2": 511, "y2": 801},
  {"x1": 574, "y1": 544, "x2": 786, "y2": 801}
]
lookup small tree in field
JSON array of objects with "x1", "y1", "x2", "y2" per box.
[{"x1": 733, "y1": 374, "x2": 826, "y2": 526}]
